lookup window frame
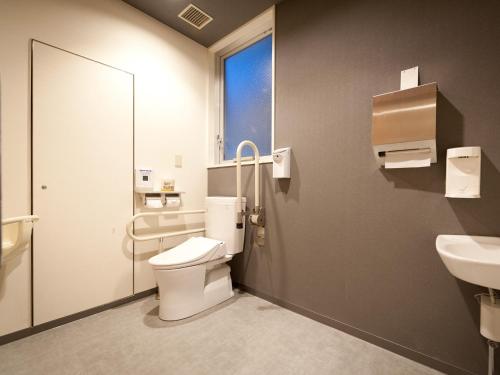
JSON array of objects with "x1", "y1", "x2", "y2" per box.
[{"x1": 208, "y1": 7, "x2": 275, "y2": 168}]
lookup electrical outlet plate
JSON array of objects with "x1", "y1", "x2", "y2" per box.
[{"x1": 175, "y1": 155, "x2": 183, "y2": 168}]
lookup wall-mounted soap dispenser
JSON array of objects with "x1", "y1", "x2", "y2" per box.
[
  {"x1": 273, "y1": 147, "x2": 291, "y2": 178},
  {"x1": 445, "y1": 147, "x2": 481, "y2": 198}
]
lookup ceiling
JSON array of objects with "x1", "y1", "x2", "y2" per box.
[{"x1": 122, "y1": 0, "x2": 282, "y2": 47}]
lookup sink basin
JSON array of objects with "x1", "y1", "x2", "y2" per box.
[{"x1": 436, "y1": 235, "x2": 500, "y2": 289}]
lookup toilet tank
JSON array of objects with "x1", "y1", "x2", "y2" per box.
[{"x1": 205, "y1": 196, "x2": 246, "y2": 255}]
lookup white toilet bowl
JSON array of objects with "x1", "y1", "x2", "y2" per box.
[
  {"x1": 149, "y1": 237, "x2": 234, "y2": 320},
  {"x1": 149, "y1": 197, "x2": 246, "y2": 321}
]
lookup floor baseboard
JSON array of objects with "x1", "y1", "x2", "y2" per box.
[
  {"x1": 0, "y1": 288, "x2": 157, "y2": 346},
  {"x1": 235, "y1": 283, "x2": 476, "y2": 375}
]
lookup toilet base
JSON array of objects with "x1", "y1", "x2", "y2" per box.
[{"x1": 155, "y1": 260, "x2": 233, "y2": 321}]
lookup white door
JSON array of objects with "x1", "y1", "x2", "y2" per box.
[{"x1": 32, "y1": 42, "x2": 133, "y2": 325}]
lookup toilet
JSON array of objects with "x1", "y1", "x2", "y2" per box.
[{"x1": 149, "y1": 196, "x2": 246, "y2": 320}]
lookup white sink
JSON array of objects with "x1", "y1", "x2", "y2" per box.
[{"x1": 436, "y1": 235, "x2": 500, "y2": 289}]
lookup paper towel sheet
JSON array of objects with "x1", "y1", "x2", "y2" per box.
[{"x1": 385, "y1": 149, "x2": 431, "y2": 169}]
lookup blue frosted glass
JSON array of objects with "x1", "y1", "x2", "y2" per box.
[{"x1": 224, "y1": 34, "x2": 272, "y2": 160}]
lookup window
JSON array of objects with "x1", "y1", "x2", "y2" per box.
[
  {"x1": 208, "y1": 7, "x2": 274, "y2": 166},
  {"x1": 223, "y1": 34, "x2": 272, "y2": 160}
]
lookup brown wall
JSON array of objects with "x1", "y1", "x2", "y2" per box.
[{"x1": 208, "y1": 1, "x2": 500, "y2": 374}]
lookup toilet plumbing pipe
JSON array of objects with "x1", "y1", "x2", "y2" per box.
[
  {"x1": 486, "y1": 289, "x2": 498, "y2": 375},
  {"x1": 488, "y1": 340, "x2": 498, "y2": 375},
  {"x1": 488, "y1": 288, "x2": 496, "y2": 304},
  {"x1": 235, "y1": 140, "x2": 260, "y2": 227}
]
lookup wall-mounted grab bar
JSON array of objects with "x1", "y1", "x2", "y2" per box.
[
  {"x1": 2, "y1": 215, "x2": 39, "y2": 226},
  {"x1": 235, "y1": 140, "x2": 264, "y2": 228},
  {"x1": 126, "y1": 210, "x2": 205, "y2": 242},
  {"x1": 2, "y1": 215, "x2": 39, "y2": 262}
]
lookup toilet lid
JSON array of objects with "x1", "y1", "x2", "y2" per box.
[{"x1": 149, "y1": 237, "x2": 225, "y2": 268}]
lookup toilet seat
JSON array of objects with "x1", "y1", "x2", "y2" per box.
[{"x1": 149, "y1": 237, "x2": 226, "y2": 270}]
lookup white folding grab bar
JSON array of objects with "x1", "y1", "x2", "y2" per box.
[
  {"x1": 126, "y1": 210, "x2": 205, "y2": 242},
  {"x1": 2, "y1": 215, "x2": 39, "y2": 260},
  {"x1": 2, "y1": 215, "x2": 39, "y2": 226}
]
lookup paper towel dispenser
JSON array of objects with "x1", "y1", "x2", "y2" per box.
[{"x1": 372, "y1": 82, "x2": 438, "y2": 168}]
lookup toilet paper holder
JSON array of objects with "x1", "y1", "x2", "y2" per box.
[{"x1": 140, "y1": 191, "x2": 184, "y2": 208}]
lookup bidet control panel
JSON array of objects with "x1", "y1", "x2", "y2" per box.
[{"x1": 135, "y1": 168, "x2": 154, "y2": 193}]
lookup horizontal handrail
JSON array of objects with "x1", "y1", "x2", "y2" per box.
[
  {"x1": 131, "y1": 209, "x2": 205, "y2": 220},
  {"x1": 2, "y1": 215, "x2": 39, "y2": 226},
  {"x1": 126, "y1": 210, "x2": 205, "y2": 242},
  {"x1": 127, "y1": 227, "x2": 205, "y2": 242}
]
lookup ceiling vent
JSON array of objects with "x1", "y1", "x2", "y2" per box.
[{"x1": 178, "y1": 4, "x2": 213, "y2": 30}]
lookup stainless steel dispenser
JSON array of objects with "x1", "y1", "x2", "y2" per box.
[{"x1": 372, "y1": 82, "x2": 438, "y2": 168}]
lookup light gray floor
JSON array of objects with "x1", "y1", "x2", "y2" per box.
[{"x1": 0, "y1": 292, "x2": 441, "y2": 375}]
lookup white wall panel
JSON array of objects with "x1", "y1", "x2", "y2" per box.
[
  {"x1": 32, "y1": 42, "x2": 133, "y2": 325},
  {"x1": 0, "y1": 0, "x2": 208, "y2": 335}
]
